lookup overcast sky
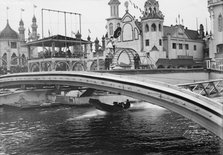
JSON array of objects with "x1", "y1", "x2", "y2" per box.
[{"x1": 0, "y1": 0, "x2": 210, "y2": 41}]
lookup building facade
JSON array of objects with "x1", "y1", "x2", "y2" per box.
[
  {"x1": 208, "y1": 0, "x2": 223, "y2": 70},
  {"x1": 0, "y1": 20, "x2": 28, "y2": 74},
  {"x1": 105, "y1": 0, "x2": 205, "y2": 69},
  {"x1": 0, "y1": 15, "x2": 40, "y2": 74}
]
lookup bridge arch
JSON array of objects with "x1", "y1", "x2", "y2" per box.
[{"x1": 0, "y1": 71, "x2": 222, "y2": 139}]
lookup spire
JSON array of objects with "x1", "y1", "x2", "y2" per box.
[
  {"x1": 19, "y1": 19, "x2": 25, "y2": 41},
  {"x1": 19, "y1": 19, "x2": 24, "y2": 26}
]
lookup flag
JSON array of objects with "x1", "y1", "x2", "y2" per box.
[
  {"x1": 71, "y1": 31, "x2": 75, "y2": 36},
  {"x1": 48, "y1": 30, "x2": 51, "y2": 36},
  {"x1": 6, "y1": 7, "x2": 9, "y2": 10},
  {"x1": 133, "y1": 4, "x2": 136, "y2": 8},
  {"x1": 33, "y1": 4, "x2": 37, "y2": 8},
  {"x1": 21, "y1": 8, "x2": 25, "y2": 11},
  {"x1": 88, "y1": 29, "x2": 91, "y2": 34}
]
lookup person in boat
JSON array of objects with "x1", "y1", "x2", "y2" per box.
[{"x1": 124, "y1": 99, "x2": 131, "y2": 109}]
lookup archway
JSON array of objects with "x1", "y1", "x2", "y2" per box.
[
  {"x1": 55, "y1": 61, "x2": 69, "y2": 71},
  {"x1": 72, "y1": 62, "x2": 85, "y2": 71},
  {"x1": 30, "y1": 63, "x2": 40, "y2": 72}
]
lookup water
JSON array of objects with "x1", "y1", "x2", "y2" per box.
[{"x1": 0, "y1": 102, "x2": 222, "y2": 155}]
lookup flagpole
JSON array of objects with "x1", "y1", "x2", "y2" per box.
[
  {"x1": 6, "y1": 7, "x2": 9, "y2": 21},
  {"x1": 42, "y1": 9, "x2": 44, "y2": 38}
]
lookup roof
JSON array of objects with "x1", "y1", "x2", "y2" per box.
[
  {"x1": 23, "y1": 34, "x2": 91, "y2": 47},
  {"x1": 184, "y1": 29, "x2": 200, "y2": 40},
  {"x1": 0, "y1": 21, "x2": 19, "y2": 40},
  {"x1": 108, "y1": 0, "x2": 120, "y2": 5},
  {"x1": 163, "y1": 25, "x2": 200, "y2": 40},
  {"x1": 135, "y1": 20, "x2": 142, "y2": 33},
  {"x1": 151, "y1": 46, "x2": 159, "y2": 51},
  {"x1": 156, "y1": 58, "x2": 195, "y2": 67}
]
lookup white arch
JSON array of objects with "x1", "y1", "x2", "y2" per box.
[{"x1": 0, "y1": 71, "x2": 222, "y2": 139}]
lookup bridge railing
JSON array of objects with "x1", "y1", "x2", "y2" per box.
[{"x1": 178, "y1": 79, "x2": 223, "y2": 97}]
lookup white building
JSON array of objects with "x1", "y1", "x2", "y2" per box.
[
  {"x1": 0, "y1": 20, "x2": 28, "y2": 74},
  {"x1": 208, "y1": 0, "x2": 223, "y2": 70},
  {"x1": 0, "y1": 15, "x2": 40, "y2": 74},
  {"x1": 105, "y1": 0, "x2": 205, "y2": 69}
]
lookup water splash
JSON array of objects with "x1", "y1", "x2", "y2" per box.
[
  {"x1": 67, "y1": 109, "x2": 106, "y2": 121},
  {"x1": 131, "y1": 102, "x2": 165, "y2": 110}
]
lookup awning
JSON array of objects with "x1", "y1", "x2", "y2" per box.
[{"x1": 23, "y1": 34, "x2": 91, "y2": 47}]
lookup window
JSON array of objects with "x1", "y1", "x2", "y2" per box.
[
  {"x1": 145, "y1": 24, "x2": 149, "y2": 32},
  {"x1": 172, "y1": 43, "x2": 176, "y2": 49},
  {"x1": 11, "y1": 42, "x2": 17, "y2": 49},
  {"x1": 159, "y1": 24, "x2": 162, "y2": 31},
  {"x1": 179, "y1": 44, "x2": 183, "y2": 49},
  {"x1": 11, "y1": 53, "x2": 17, "y2": 65},
  {"x1": 145, "y1": 39, "x2": 150, "y2": 46},
  {"x1": 218, "y1": 14, "x2": 223, "y2": 32},
  {"x1": 194, "y1": 45, "x2": 197, "y2": 51},
  {"x1": 151, "y1": 23, "x2": 157, "y2": 31},
  {"x1": 185, "y1": 44, "x2": 189, "y2": 50},
  {"x1": 159, "y1": 39, "x2": 162, "y2": 46},
  {"x1": 109, "y1": 23, "x2": 113, "y2": 36}
]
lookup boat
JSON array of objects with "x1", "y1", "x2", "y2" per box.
[{"x1": 89, "y1": 98, "x2": 131, "y2": 112}]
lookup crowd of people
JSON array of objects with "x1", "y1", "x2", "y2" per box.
[
  {"x1": 0, "y1": 66, "x2": 28, "y2": 75},
  {"x1": 39, "y1": 49, "x2": 84, "y2": 59}
]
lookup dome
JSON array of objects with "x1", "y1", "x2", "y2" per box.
[
  {"x1": 0, "y1": 21, "x2": 19, "y2": 39},
  {"x1": 108, "y1": 0, "x2": 120, "y2": 5}
]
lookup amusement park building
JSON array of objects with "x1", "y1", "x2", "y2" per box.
[
  {"x1": 208, "y1": 0, "x2": 223, "y2": 70},
  {"x1": 0, "y1": 16, "x2": 39, "y2": 74},
  {"x1": 105, "y1": 0, "x2": 206, "y2": 69}
]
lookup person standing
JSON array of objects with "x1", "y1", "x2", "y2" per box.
[
  {"x1": 134, "y1": 54, "x2": 140, "y2": 69},
  {"x1": 105, "y1": 55, "x2": 110, "y2": 70}
]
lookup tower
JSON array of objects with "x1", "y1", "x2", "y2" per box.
[
  {"x1": 18, "y1": 19, "x2": 25, "y2": 42},
  {"x1": 106, "y1": 0, "x2": 121, "y2": 38},
  {"x1": 31, "y1": 15, "x2": 38, "y2": 40},
  {"x1": 208, "y1": 0, "x2": 223, "y2": 60},
  {"x1": 141, "y1": 0, "x2": 164, "y2": 62}
]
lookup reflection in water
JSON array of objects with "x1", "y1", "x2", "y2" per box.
[{"x1": 0, "y1": 102, "x2": 222, "y2": 155}]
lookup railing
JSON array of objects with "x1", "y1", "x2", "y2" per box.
[{"x1": 178, "y1": 79, "x2": 223, "y2": 97}]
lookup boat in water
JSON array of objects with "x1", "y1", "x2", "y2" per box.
[{"x1": 89, "y1": 98, "x2": 131, "y2": 112}]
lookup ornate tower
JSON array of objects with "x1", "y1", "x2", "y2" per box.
[
  {"x1": 18, "y1": 19, "x2": 25, "y2": 42},
  {"x1": 31, "y1": 15, "x2": 38, "y2": 40},
  {"x1": 106, "y1": 0, "x2": 121, "y2": 38},
  {"x1": 208, "y1": 0, "x2": 223, "y2": 60},
  {"x1": 141, "y1": 0, "x2": 164, "y2": 62}
]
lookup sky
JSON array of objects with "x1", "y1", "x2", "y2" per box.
[{"x1": 0, "y1": 0, "x2": 210, "y2": 41}]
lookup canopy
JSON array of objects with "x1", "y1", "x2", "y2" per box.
[{"x1": 23, "y1": 34, "x2": 91, "y2": 47}]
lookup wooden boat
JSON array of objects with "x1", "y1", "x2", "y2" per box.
[{"x1": 89, "y1": 98, "x2": 131, "y2": 112}]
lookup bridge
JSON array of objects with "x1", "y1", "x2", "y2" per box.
[{"x1": 0, "y1": 71, "x2": 222, "y2": 139}]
